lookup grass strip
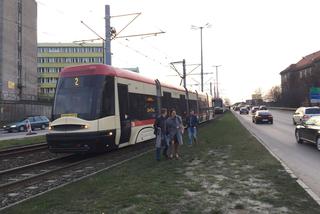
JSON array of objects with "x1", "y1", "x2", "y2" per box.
[
  {"x1": 0, "y1": 136, "x2": 45, "y2": 150},
  {"x1": 3, "y1": 112, "x2": 319, "y2": 213}
]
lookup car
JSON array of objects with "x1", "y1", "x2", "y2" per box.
[
  {"x1": 252, "y1": 110, "x2": 273, "y2": 124},
  {"x1": 295, "y1": 116, "x2": 320, "y2": 150},
  {"x1": 292, "y1": 107, "x2": 320, "y2": 125},
  {"x1": 259, "y1": 105, "x2": 267, "y2": 110},
  {"x1": 239, "y1": 107, "x2": 249, "y2": 114},
  {"x1": 3, "y1": 116, "x2": 50, "y2": 132},
  {"x1": 250, "y1": 106, "x2": 260, "y2": 114}
]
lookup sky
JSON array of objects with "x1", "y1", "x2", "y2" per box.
[{"x1": 36, "y1": 0, "x2": 320, "y2": 103}]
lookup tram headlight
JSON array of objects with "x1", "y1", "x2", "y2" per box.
[
  {"x1": 48, "y1": 126, "x2": 52, "y2": 130},
  {"x1": 83, "y1": 125, "x2": 89, "y2": 129}
]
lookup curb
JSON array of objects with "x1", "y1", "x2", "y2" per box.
[{"x1": 232, "y1": 111, "x2": 320, "y2": 206}]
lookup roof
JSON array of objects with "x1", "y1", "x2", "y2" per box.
[
  {"x1": 38, "y1": 43, "x2": 103, "y2": 47},
  {"x1": 280, "y1": 50, "x2": 320, "y2": 74},
  {"x1": 60, "y1": 64, "x2": 187, "y2": 92}
]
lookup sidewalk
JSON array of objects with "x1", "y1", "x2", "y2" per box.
[{"x1": 0, "y1": 130, "x2": 47, "y2": 141}]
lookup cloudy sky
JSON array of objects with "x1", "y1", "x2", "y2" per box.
[{"x1": 36, "y1": 0, "x2": 320, "y2": 103}]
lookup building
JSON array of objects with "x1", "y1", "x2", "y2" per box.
[
  {"x1": 280, "y1": 50, "x2": 320, "y2": 107},
  {"x1": 37, "y1": 43, "x2": 104, "y2": 98},
  {"x1": 0, "y1": 0, "x2": 37, "y2": 101}
]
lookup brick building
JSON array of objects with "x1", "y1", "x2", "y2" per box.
[
  {"x1": 0, "y1": 0, "x2": 38, "y2": 101},
  {"x1": 280, "y1": 51, "x2": 320, "y2": 107}
]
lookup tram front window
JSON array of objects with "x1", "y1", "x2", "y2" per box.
[{"x1": 53, "y1": 76, "x2": 114, "y2": 120}]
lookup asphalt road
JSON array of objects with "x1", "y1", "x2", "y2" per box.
[{"x1": 234, "y1": 109, "x2": 320, "y2": 198}]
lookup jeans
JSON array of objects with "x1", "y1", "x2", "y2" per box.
[
  {"x1": 188, "y1": 127, "x2": 197, "y2": 145},
  {"x1": 156, "y1": 148, "x2": 161, "y2": 161}
]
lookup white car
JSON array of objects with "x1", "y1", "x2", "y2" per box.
[{"x1": 292, "y1": 107, "x2": 320, "y2": 125}]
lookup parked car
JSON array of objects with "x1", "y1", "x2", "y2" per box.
[
  {"x1": 259, "y1": 105, "x2": 267, "y2": 110},
  {"x1": 251, "y1": 106, "x2": 260, "y2": 114},
  {"x1": 239, "y1": 107, "x2": 249, "y2": 114},
  {"x1": 295, "y1": 116, "x2": 320, "y2": 150},
  {"x1": 292, "y1": 107, "x2": 320, "y2": 125},
  {"x1": 3, "y1": 116, "x2": 50, "y2": 132},
  {"x1": 252, "y1": 110, "x2": 273, "y2": 124}
]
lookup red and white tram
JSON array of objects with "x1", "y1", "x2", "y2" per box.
[{"x1": 47, "y1": 64, "x2": 213, "y2": 153}]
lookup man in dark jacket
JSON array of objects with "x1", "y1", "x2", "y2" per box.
[
  {"x1": 186, "y1": 110, "x2": 199, "y2": 145},
  {"x1": 154, "y1": 108, "x2": 168, "y2": 160}
]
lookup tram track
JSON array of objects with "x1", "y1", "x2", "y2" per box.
[
  {"x1": 0, "y1": 143, "x2": 48, "y2": 158},
  {"x1": 0, "y1": 116, "x2": 221, "y2": 210},
  {"x1": 0, "y1": 143, "x2": 66, "y2": 172},
  {"x1": 0, "y1": 141, "x2": 154, "y2": 210}
]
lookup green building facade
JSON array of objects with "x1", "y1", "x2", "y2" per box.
[{"x1": 37, "y1": 43, "x2": 103, "y2": 98}]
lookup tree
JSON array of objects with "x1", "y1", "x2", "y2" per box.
[
  {"x1": 252, "y1": 88, "x2": 263, "y2": 100},
  {"x1": 224, "y1": 98, "x2": 231, "y2": 106},
  {"x1": 264, "y1": 86, "x2": 281, "y2": 102}
]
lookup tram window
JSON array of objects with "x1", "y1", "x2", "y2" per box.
[
  {"x1": 101, "y1": 77, "x2": 115, "y2": 117},
  {"x1": 129, "y1": 93, "x2": 157, "y2": 120}
]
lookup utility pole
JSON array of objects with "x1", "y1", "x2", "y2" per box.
[
  {"x1": 212, "y1": 65, "x2": 221, "y2": 98},
  {"x1": 191, "y1": 23, "x2": 211, "y2": 92},
  {"x1": 105, "y1": 5, "x2": 111, "y2": 65},
  {"x1": 182, "y1": 59, "x2": 186, "y2": 89},
  {"x1": 210, "y1": 82, "x2": 212, "y2": 96}
]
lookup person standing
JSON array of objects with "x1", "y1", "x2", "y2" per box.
[
  {"x1": 186, "y1": 110, "x2": 199, "y2": 145},
  {"x1": 153, "y1": 108, "x2": 168, "y2": 161},
  {"x1": 166, "y1": 109, "x2": 183, "y2": 159}
]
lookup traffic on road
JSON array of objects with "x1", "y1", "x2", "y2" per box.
[{"x1": 233, "y1": 106, "x2": 320, "y2": 198}]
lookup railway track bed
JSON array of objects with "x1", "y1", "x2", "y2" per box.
[{"x1": 0, "y1": 141, "x2": 153, "y2": 210}]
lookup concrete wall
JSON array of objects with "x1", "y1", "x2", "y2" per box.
[
  {"x1": 0, "y1": 101, "x2": 52, "y2": 125},
  {"x1": 0, "y1": 0, "x2": 37, "y2": 101}
]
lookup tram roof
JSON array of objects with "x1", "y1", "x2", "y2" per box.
[{"x1": 60, "y1": 64, "x2": 189, "y2": 92}]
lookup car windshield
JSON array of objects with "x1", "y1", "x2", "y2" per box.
[{"x1": 305, "y1": 108, "x2": 320, "y2": 114}]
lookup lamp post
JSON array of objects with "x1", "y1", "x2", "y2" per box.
[{"x1": 191, "y1": 23, "x2": 211, "y2": 92}]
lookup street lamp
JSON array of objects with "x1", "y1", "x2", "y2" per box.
[{"x1": 191, "y1": 23, "x2": 211, "y2": 92}]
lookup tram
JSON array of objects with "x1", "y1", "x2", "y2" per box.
[{"x1": 46, "y1": 64, "x2": 213, "y2": 153}]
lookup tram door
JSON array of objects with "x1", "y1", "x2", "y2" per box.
[{"x1": 117, "y1": 84, "x2": 131, "y2": 144}]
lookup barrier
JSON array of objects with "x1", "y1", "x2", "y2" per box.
[{"x1": 267, "y1": 107, "x2": 296, "y2": 111}]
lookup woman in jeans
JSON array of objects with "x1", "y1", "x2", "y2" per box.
[{"x1": 166, "y1": 110, "x2": 183, "y2": 159}]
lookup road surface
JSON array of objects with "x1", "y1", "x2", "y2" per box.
[{"x1": 234, "y1": 109, "x2": 320, "y2": 197}]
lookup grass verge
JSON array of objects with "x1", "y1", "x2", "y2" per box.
[
  {"x1": 3, "y1": 112, "x2": 319, "y2": 213},
  {"x1": 0, "y1": 136, "x2": 45, "y2": 150}
]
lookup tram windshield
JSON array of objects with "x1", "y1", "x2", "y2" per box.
[{"x1": 52, "y1": 75, "x2": 114, "y2": 121}]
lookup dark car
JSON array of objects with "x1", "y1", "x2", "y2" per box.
[
  {"x1": 239, "y1": 107, "x2": 249, "y2": 114},
  {"x1": 252, "y1": 110, "x2": 273, "y2": 124},
  {"x1": 251, "y1": 106, "x2": 260, "y2": 114},
  {"x1": 259, "y1": 105, "x2": 267, "y2": 110},
  {"x1": 3, "y1": 116, "x2": 50, "y2": 132},
  {"x1": 295, "y1": 116, "x2": 320, "y2": 151}
]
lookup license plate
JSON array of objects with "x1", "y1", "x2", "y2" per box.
[{"x1": 262, "y1": 119, "x2": 268, "y2": 122}]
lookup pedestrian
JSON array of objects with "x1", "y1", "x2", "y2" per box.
[
  {"x1": 186, "y1": 110, "x2": 199, "y2": 145},
  {"x1": 166, "y1": 109, "x2": 183, "y2": 159},
  {"x1": 153, "y1": 108, "x2": 168, "y2": 161}
]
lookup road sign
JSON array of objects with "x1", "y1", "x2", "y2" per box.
[{"x1": 310, "y1": 87, "x2": 320, "y2": 103}]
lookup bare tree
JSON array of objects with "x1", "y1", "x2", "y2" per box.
[{"x1": 264, "y1": 86, "x2": 281, "y2": 102}]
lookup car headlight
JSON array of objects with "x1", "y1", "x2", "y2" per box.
[{"x1": 10, "y1": 125, "x2": 16, "y2": 128}]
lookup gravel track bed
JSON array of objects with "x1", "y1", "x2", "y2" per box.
[
  {"x1": 0, "y1": 142, "x2": 153, "y2": 209},
  {"x1": 0, "y1": 155, "x2": 83, "y2": 186},
  {"x1": 0, "y1": 150, "x2": 66, "y2": 171}
]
